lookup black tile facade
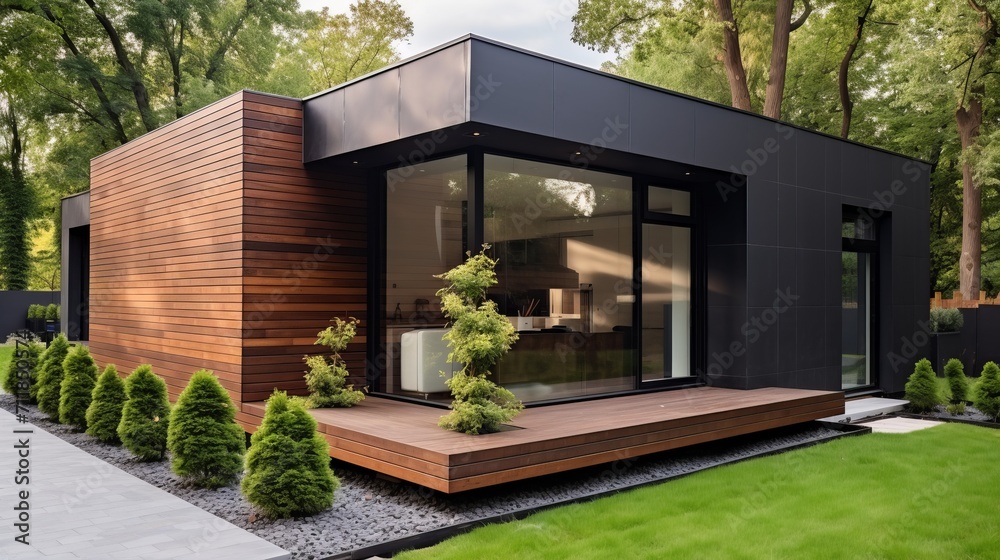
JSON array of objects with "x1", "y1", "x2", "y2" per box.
[{"x1": 302, "y1": 35, "x2": 932, "y2": 395}]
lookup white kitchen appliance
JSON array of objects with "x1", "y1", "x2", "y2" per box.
[{"x1": 400, "y1": 328, "x2": 456, "y2": 393}]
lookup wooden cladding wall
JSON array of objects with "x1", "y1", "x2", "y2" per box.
[
  {"x1": 89, "y1": 92, "x2": 246, "y2": 402},
  {"x1": 90, "y1": 90, "x2": 369, "y2": 405},
  {"x1": 241, "y1": 92, "x2": 368, "y2": 403}
]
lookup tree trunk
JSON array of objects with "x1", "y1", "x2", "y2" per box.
[
  {"x1": 838, "y1": 1, "x2": 874, "y2": 139},
  {"x1": 31, "y1": 5, "x2": 129, "y2": 145},
  {"x1": 83, "y1": 0, "x2": 158, "y2": 133},
  {"x1": 713, "y1": 0, "x2": 752, "y2": 111},
  {"x1": 166, "y1": 21, "x2": 185, "y2": 120},
  {"x1": 956, "y1": 87, "x2": 983, "y2": 301},
  {"x1": 763, "y1": 0, "x2": 794, "y2": 119},
  {"x1": 205, "y1": 0, "x2": 255, "y2": 83},
  {"x1": 0, "y1": 100, "x2": 32, "y2": 291}
]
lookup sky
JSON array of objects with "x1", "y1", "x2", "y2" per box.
[{"x1": 297, "y1": 0, "x2": 612, "y2": 69}]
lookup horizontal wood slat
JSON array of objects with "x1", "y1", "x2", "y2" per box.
[
  {"x1": 239, "y1": 96, "x2": 368, "y2": 403},
  {"x1": 89, "y1": 92, "x2": 249, "y2": 402}
]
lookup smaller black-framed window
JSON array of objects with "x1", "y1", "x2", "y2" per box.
[
  {"x1": 647, "y1": 186, "x2": 691, "y2": 216},
  {"x1": 842, "y1": 206, "x2": 877, "y2": 242},
  {"x1": 841, "y1": 205, "x2": 879, "y2": 391}
]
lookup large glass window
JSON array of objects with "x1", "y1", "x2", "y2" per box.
[
  {"x1": 483, "y1": 155, "x2": 633, "y2": 401},
  {"x1": 383, "y1": 155, "x2": 467, "y2": 397},
  {"x1": 380, "y1": 152, "x2": 698, "y2": 404}
]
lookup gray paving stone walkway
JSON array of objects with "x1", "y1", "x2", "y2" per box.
[{"x1": 0, "y1": 407, "x2": 289, "y2": 560}]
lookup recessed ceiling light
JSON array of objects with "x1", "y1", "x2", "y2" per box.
[
  {"x1": 463, "y1": 131, "x2": 485, "y2": 138},
  {"x1": 352, "y1": 161, "x2": 359, "y2": 164},
  {"x1": 684, "y1": 172, "x2": 691, "y2": 176},
  {"x1": 574, "y1": 151, "x2": 582, "y2": 155}
]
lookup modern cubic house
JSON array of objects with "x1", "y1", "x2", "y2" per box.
[{"x1": 63, "y1": 36, "x2": 931, "y2": 492}]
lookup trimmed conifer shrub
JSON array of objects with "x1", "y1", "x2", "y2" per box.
[
  {"x1": 303, "y1": 317, "x2": 365, "y2": 408},
  {"x1": 944, "y1": 358, "x2": 969, "y2": 415},
  {"x1": 34, "y1": 334, "x2": 70, "y2": 419},
  {"x1": 3, "y1": 341, "x2": 42, "y2": 399},
  {"x1": 167, "y1": 370, "x2": 245, "y2": 488},
  {"x1": 118, "y1": 364, "x2": 171, "y2": 461},
  {"x1": 974, "y1": 361, "x2": 1000, "y2": 422},
  {"x1": 86, "y1": 365, "x2": 127, "y2": 444},
  {"x1": 904, "y1": 358, "x2": 941, "y2": 413},
  {"x1": 59, "y1": 346, "x2": 99, "y2": 430},
  {"x1": 28, "y1": 341, "x2": 51, "y2": 402},
  {"x1": 435, "y1": 246, "x2": 522, "y2": 434},
  {"x1": 241, "y1": 390, "x2": 339, "y2": 518}
]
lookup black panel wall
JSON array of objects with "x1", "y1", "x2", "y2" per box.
[{"x1": 302, "y1": 35, "x2": 933, "y2": 395}]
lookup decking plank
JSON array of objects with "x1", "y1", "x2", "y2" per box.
[{"x1": 241, "y1": 387, "x2": 843, "y2": 493}]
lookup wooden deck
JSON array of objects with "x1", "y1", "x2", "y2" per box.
[{"x1": 239, "y1": 387, "x2": 843, "y2": 493}]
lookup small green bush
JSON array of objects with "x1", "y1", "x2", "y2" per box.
[
  {"x1": 26, "y1": 304, "x2": 43, "y2": 319},
  {"x1": 929, "y1": 308, "x2": 963, "y2": 333},
  {"x1": 944, "y1": 358, "x2": 969, "y2": 407},
  {"x1": 34, "y1": 334, "x2": 70, "y2": 418},
  {"x1": 118, "y1": 364, "x2": 171, "y2": 461},
  {"x1": 45, "y1": 303, "x2": 59, "y2": 321},
  {"x1": 434, "y1": 246, "x2": 522, "y2": 434},
  {"x1": 241, "y1": 390, "x2": 338, "y2": 518},
  {"x1": 86, "y1": 365, "x2": 127, "y2": 444},
  {"x1": 167, "y1": 370, "x2": 245, "y2": 488},
  {"x1": 303, "y1": 317, "x2": 365, "y2": 408},
  {"x1": 904, "y1": 358, "x2": 941, "y2": 413},
  {"x1": 974, "y1": 361, "x2": 1000, "y2": 422},
  {"x1": 58, "y1": 346, "x2": 99, "y2": 430},
  {"x1": 3, "y1": 342, "x2": 43, "y2": 399},
  {"x1": 438, "y1": 373, "x2": 522, "y2": 434}
]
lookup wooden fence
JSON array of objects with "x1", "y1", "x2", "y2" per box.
[{"x1": 930, "y1": 291, "x2": 1000, "y2": 309}]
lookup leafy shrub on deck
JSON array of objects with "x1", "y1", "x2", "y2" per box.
[
  {"x1": 303, "y1": 317, "x2": 365, "y2": 408},
  {"x1": 434, "y1": 246, "x2": 522, "y2": 434}
]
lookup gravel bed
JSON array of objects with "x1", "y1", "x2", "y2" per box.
[
  {"x1": 1, "y1": 393, "x2": 845, "y2": 559},
  {"x1": 903, "y1": 404, "x2": 997, "y2": 424}
]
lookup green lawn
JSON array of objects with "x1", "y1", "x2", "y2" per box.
[
  {"x1": 0, "y1": 345, "x2": 13, "y2": 389},
  {"x1": 399, "y1": 423, "x2": 1000, "y2": 560}
]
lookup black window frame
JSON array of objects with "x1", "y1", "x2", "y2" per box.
[{"x1": 370, "y1": 149, "x2": 707, "y2": 406}]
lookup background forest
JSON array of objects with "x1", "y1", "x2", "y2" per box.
[{"x1": 0, "y1": 0, "x2": 996, "y2": 301}]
